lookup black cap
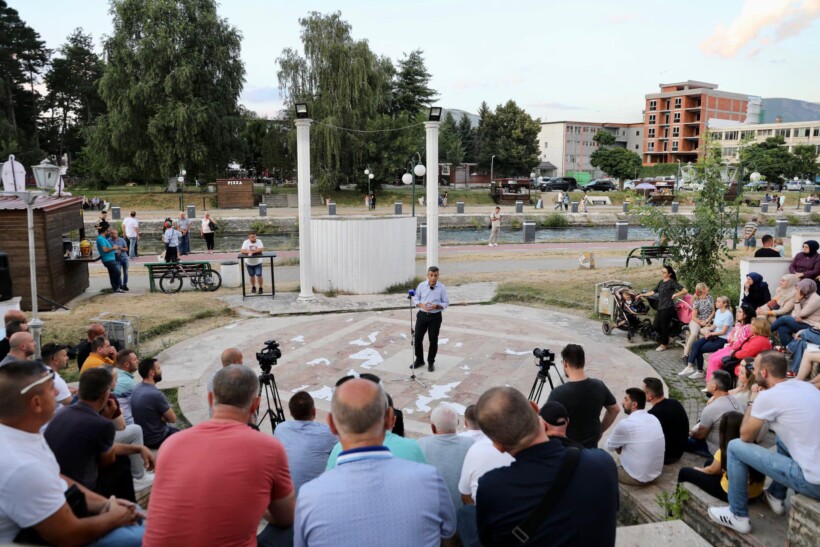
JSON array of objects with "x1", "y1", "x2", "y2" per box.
[{"x1": 539, "y1": 401, "x2": 569, "y2": 426}]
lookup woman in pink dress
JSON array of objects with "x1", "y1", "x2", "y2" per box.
[{"x1": 705, "y1": 304, "x2": 755, "y2": 380}]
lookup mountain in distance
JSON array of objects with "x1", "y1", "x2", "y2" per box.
[
  {"x1": 442, "y1": 108, "x2": 479, "y2": 127},
  {"x1": 761, "y1": 98, "x2": 820, "y2": 123}
]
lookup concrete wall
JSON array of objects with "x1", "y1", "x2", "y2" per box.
[
  {"x1": 310, "y1": 216, "x2": 416, "y2": 294},
  {"x1": 791, "y1": 233, "x2": 820, "y2": 257},
  {"x1": 739, "y1": 258, "x2": 792, "y2": 306}
]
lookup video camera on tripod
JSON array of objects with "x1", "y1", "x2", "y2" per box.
[
  {"x1": 256, "y1": 340, "x2": 286, "y2": 431},
  {"x1": 528, "y1": 346, "x2": 563, "y2": 404}
]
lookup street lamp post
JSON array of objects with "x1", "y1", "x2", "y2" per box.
[
  {"x1": 490, "y1": 155, "x2": 496, "y2": 185},
  {"x1": 795, "y1": 176, "x2": 801, "y2": 210},
  {"x1": 402, "y1": 153, "x2": 426, "y2": 217},
  {"x1": 364, "y1": 167, "x2": 375, "y2": 208}
]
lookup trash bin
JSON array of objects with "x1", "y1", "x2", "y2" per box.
[
  {"x1": 761, "y1": 203, "x2": 769, "y2": 213},
  {"x1": 187, "y1": 204, "x2": 196, "y2": 219},
  {"x1": 220, "y1": 261, "x2": 241, "y2": 288},
  {"x1": 623, "y1": 202, "x2": 630, "y2": 213},
  {"x1": 616, "y1": 221, "x2": 629, "y2": 241},
  {"x1": 523, "y1": 221, "x2": 536, "y2": 243},
  {"x1": 804, "y1": 203, "x2": 812, "y2": 213},
  {"x1": 570, "y1": 202, "x2": 578, "y2": 213},
  {"x1": 515, "y1": 201, "x2": 523, "y2": 214},
  {"x1": 328, "y1": 203, "x2": 336, "y2": 215},
  {"x1": 394, "y1": 202, "x2": 402, "y2": 215},
  {"x1": 456, "y1": 202, "x2": 464, "y2": 214},
  {"x1": 420, "y1": 224, "x2": 427, "y2": 246},
  {"x1": 259, "y1": 203, "x2": 267, "y2": 217},
  {"x1": 775, "y1": 219, "x2": 788, "y2": 238},
  {"x1": 671, "y1": 202, "x2": 679, "y2": 213},
  {"x1": 111, "y1": 207, "x2": 121, "y2": 220}
]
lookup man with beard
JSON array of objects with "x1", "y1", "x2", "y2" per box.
[
  {"x1": 605, "y1": 388, "x2": 665, "y2": 485},
  {"x1": 130, "y1": 359, "x2": 178, "y2": 449}
]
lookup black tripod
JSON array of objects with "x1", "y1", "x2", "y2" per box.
[
  {"x1": 528, "y1": 365, "x2": 564, "y2": 405},
  {"x1": 393, "y1": 290, "x2": 425, "y2": 388},
  {"x1": 256, "y1": 370, "x2": 286, "y2": 432}
]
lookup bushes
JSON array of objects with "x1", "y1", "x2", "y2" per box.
[{"x1": 540, "y1": 213, "x2": 569, "y2": 228}]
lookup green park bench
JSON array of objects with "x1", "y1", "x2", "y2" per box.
[
  {"x1": 144, "y1": 261, "x2": 213, "y2": 292},
  {"x1": 625, "y1": 246, "x2": 676, "y2": 267}
]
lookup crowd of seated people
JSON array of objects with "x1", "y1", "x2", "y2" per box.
[{"x1": 2, "y1": 313, "x2": 819, "y2": 546}]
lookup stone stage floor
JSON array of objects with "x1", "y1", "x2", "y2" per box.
[{"x1": 160, "y1": 298, "x2": 656, "y2": 442}]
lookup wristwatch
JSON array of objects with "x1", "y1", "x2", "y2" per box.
[{"x1": 746, "y1": 401, "x2": 754, "y2": 407}]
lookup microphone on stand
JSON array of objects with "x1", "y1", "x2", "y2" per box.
[{"x1": 407, "y1": 289, "x2": 415, "y2": 300}]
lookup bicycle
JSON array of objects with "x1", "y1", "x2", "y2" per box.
[{"x1": 159, "y1": 262, "x2": 222, "y2": 294}]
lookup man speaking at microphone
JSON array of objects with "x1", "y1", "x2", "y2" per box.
[{"x1": 413, "y1": 266, "x2": 449, "y2": 373}]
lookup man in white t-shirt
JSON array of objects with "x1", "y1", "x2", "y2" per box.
[
  {"x1": 709, "y1": 350, "x2": 820, "y2": 534},
  {"x1": 0, "y1": 360, "x2": 144, "y2": 544},
  {"x1": 240, "y1": 230, "x2": 265, "y2": 294},
  {"x1": 458, "y1": 404, "x2": 485, "y2": 442},
  {"x1": 605, "y1": 388, "x2": 665, "y2": 485},
  {"x1": 121, "y1": 211, "x2": 140, "y2": 258},
  {"x1": 41, "y1": 343, "x2": 73, "y2": 407}
]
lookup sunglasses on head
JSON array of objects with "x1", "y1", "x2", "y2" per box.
[{"x1": 20, "y1": 368, "x2": 55, "y2": 395}]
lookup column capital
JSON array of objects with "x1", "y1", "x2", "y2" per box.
[
  {"x1": 295, "y1": 118, "x2": 313, "y2": 128},
  {"x1": 424, "y1": 121, "x2": 440, "y2": 130}
]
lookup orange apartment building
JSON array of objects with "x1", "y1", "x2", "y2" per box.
[{"x1": 643, "y1": 81, "x2": 757, "y2": 165}]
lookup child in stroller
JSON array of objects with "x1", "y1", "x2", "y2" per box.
[{"x1": 602, "y1": 286, "x2": 652, "y2": 341}]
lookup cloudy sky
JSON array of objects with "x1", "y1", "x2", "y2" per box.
[{"x1": 15, "y1": 0, "x2": 820, "y2": 123}]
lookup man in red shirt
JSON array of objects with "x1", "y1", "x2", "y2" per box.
[{"x1": 143, "y1": 365, "x2": 294, "y2": 546}]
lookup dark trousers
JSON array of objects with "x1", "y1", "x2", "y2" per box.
[
  {"x1": 97, "y1": 455, "x2": 136, "y2": 502},
  {"x1": 415, "y1": 311, "x2": 442, "y2": 365},
  {"x1": 654, "y1": 307, "x2": 676, "y2": 345},
  {"x1": 102, "y1": 260, "x2": 121, "y2": 291},
  {"x1": 165, "y1": 246, "x2": 179, "y2": 263},
  {"x1": 204, "y1": 232, "x2": 215, "y2": 250},
  {"x1": 689, "y1": 337, "x2": 727, "y2": 370},
  {"x1": 145, "y1": 425, "x2": 180, "y2": 449},
  {"x1": 677, "y1": 467, "x2": 727, "y2": 501},
  {"x1": 180, "y1": 233, "x2": 190, "y2": 255}
]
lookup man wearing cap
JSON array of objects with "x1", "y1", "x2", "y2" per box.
[{"x1": 539, "y1": 401, "x2": 584, "y2": 449}]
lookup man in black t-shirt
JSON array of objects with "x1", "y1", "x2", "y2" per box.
[
  {"x1": 754, "y1": 235, "x2": 781, "y2": 258},
  {"x1": 546, "y1": 344, "x2": 620, "y2": 448},
  {"x1": 643, "y1": 377, "x2": 690, "y2": 464}
]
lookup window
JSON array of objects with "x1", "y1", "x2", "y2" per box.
[
  {"x1": 665, "y1": 99, "x2": 671, "y2": 110},
  {"x1": 725, "y1": 131, "x2": 738, "y2": 140},
  {"x1": 649, "y1": 114, "x2": 656, "y2": 125},
  {"x1": 664, "y1": 128, "x2": 669, "y2": 138},
  {"x1": 672, "y1": 127, "x2": 680, "y2": 137},
  {"x1": 710, "y1": 132, "x2": 723, "y2": 140},
  {"x1": 776, "y1": 129, "x2": 791, "y2": 138},
  {"x1": 724, "y1": 147, "x2": 738, "y2": 157},
  {"x1": 800, "y1": 128, "x2": 810, "y2": 137},
  {"x1": 673, "y1": 112, "x2": 681, "y2": 123},
  {"x1": 663, "y1": 141, "x2": 668, "y2": 151},
  {"x1": 674, "y1": 98, "x2": 682, "y2": 109},
  {"x1": 814, "y1": 127, "x2": 820, "y2": 137},
  {"x1": 635, "y1": 144, "x2": 639, "y2": 150},
  {"x1": 816, "y1": 145, "x2": 820, "y2": 154},
  {"x1": 758, "y1": 129, "x2": 772, "y2": 136},
  {"x1": 649, "y1": 100, "x2": 657, "y2": 111},
  {"x1": 740, "y1": 130, "x2": 755, "y2": 140},
  {"x1": 672, "y1": 141, "x2": 679, "y2": 151},
  {"x1": 648, "y1": 128, "x2": 655, "y2": 138},
  {"x1": 648, "y1": 142, "x2": 655, "y2": 151},
  {"x1": 636, "y1": 130, "x2": 640, "y2": 136}
]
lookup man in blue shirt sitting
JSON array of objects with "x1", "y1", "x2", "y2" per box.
[
  {"x1": 412, "y1": 266, "x2": 449, "y2": 372},
  {"x1": 295, "y1": 379, "x2": 456, "y2": 547}
]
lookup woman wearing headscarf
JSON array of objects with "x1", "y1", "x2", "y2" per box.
[
  {"x1": 741, "y1": 273, "x2": 771, "y2": 311},
  {"x1": 789, "y1": 240, "x2": 820, "y2": 281},
  {"x1": 757, "y1": 273, "x2": 798, "y2": 323},
  {"x1": 638, "y1": 265, "x2": 688, "y2": 352},
  {"x1": 771, "y1": 278, "x2": 820, "y2": 347}
]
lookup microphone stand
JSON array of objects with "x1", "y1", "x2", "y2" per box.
[{"x1": 392, "y1": 289, "x2": 426, "y2": 388}]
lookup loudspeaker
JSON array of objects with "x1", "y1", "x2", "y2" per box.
[{"x1": 0, "y1": 252, "x2": 12, "y2": 302}]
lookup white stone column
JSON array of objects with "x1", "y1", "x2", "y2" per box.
[
  {"x1": 425, "y1": 121, "x2": 440, "y2": 269},
  {"x1": 295, "y1": 119, "x2": 314, "y2": 300}
]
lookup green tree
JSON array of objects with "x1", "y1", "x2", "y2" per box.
[
  {"x1": 277, "y1": 11, "x2": 393, "y2": 188},
  {"x1": 439, "y1": 112, "x2": 464, "y2": 166},
  {"x1": 458, "y1": 113, "x2": 475, "y2": 163},
  {"x1": 631, "y1": 142, "x2": 732, "y2": 290},
  {"x1": 738, "y1": 136, "x2": 793, "y2": 189},
  {"x1": 236, "y1": 109, "x2": 294, "y2": 182},
  {"x1": 791, "y1": 144, "x2": 818, "y2": 181},
  {"x1": 0, "y1": 0, "x2": 48, "y2": 166},
  {"x1": 473, "y1": 101, "x2": 490, "y2": 170},
  {"x1": 592, "y1": 129, "x2": 615, "y2": 147},
  {"x1": 392, "y1": 49, "x2": 437, "y2": 117},
  {"x1": 42, "y1": 28, "x2": 105, "y2": 164},
  {"x1": 481, "y1": 100, "x2": 540, "y2": 176},
  {"x1": 89, "y1": 0, "x2": 245, "y2": 183},
  {"x1": 590, "y1": 147, "x2": 642, "y2": 183}
]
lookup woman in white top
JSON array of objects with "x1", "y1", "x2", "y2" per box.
[
  {"x1": 680, "y1": 296, "x2": 734, "y2": 377},
  {"x1": 200, "y1": 212, "x2": 216, "y2": 252}
]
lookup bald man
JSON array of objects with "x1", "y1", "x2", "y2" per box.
[
  {"x1": 294, "y1": 379, "x2": 456, "y2": 547},
  {"x1": 206, "y1": 348, "x2": 243, "y2": 417},
  {"x1": 0, "y1": 332, "x2": 35, "y2": 367},
  {"x1": 0, "y1": 310, "x2": 27, "y2": 361},
  {"x1": 418, "y1": 403, "x2": 475, "y2": 510}
]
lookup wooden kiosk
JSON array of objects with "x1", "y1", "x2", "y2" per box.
[
  {"x1": 0, "y1": 196, "x2": 90, "y2": 310},
  {"x1": 216, "y1": 178, "x2": 255, "y2": 208}
]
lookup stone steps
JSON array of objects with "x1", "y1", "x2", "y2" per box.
[{"x1": 616, "y1": 520, "x2": 709, "y2": 546}]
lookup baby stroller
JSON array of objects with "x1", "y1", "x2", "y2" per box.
[
  {"x1": 641, "y1": 293, "x2": 692, "y2": 346},
  {"x1": 602, "y1": 286, "x2": 654, "y2": 342}
]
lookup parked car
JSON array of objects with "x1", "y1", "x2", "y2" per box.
[
  {"x1": 583, "y1": 179, "x2": 616, "y2": 192},
  {"x1": 623, "y1": 179, "x2": 636, "y2": 190},
  {"x1": 744, "y1": 180, "x2": 782, "y2": 191},
  {"x1": 539, "y1": 177, "x2": 578, "y2": 192},
  {"x1": 785, "y1": 179, "x2": 816, "y2": 191}
]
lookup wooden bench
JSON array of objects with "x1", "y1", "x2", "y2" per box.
[
  {"x1": 144, "y1": 261, "x2": 212, "y2": 292},
  {"x1": 625, "y1": 246, "x2": 675, "y2": 267}
]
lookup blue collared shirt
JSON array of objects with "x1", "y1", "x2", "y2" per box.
[
  {"x1": 295, "y1": 445, "x2": 456, "y2": 547},
  {"x1": 273, "y1": 420, "x2": 338, "y2": 494},
  {"x1": 413, "y1": 281, "x2": 449, "y2": 314}
]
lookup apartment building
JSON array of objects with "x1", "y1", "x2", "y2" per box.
[
  {"x1": 538, "y1": 121, "x2": 643, "y2": 180},
  {"x1": 643, "y1": 81, "x2": 760, "y2": 165},
  {"x1": 708, "y1": 119, "x2": 820, "y2": 164}
]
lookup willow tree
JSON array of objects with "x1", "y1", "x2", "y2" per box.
[
  {"x1": 277, "y1": 11, "x2": 393, "y2": 189},
  {"x1": 89, "y1": 0, "x2": 245, "y2": 182}
]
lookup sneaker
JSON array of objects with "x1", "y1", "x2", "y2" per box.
[
  {"x1": 251, "y1": 286, "x2": 257, "y2": 294},
  {"x1": 428, "y1": 362, "x2": 435, "y2": 372},
  {"x1": 121, "y1": 286, "x2": 129, "y2": 291},
  {"x1": 114, "y1": 288, "x2": 124, "y2": 293},
  {"x1": 765, "y1": 491, "x2": 785, "y2": 515},
  {"x1": 688, "y1": 371, "x2": 704, "y2": 379},
  {"x1": 655, "y1": 345, "x2": 667, "y2": 352},
  {"x1": 786, "y1": 371, "x2": 796, "y2": 379},
  {"x1": 708, "y1": 506, "x2": 751, "y2": 534},
  {"x1": 411, "y1": 361, "x2": 425, "y2": 369},
  {"x1": 678, "y1": 365, "x2": 695, "y2": 376},
  {"x1": 258, "y1": 286, "x2": 263, "y2": 293},
  {"x1": 133, "y1": 472, "x2": 155, "y2": 491}
]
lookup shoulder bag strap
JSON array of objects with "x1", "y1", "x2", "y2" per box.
[{"x1": 509, "y1": 447, "x2": 581, "y2": 545}]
